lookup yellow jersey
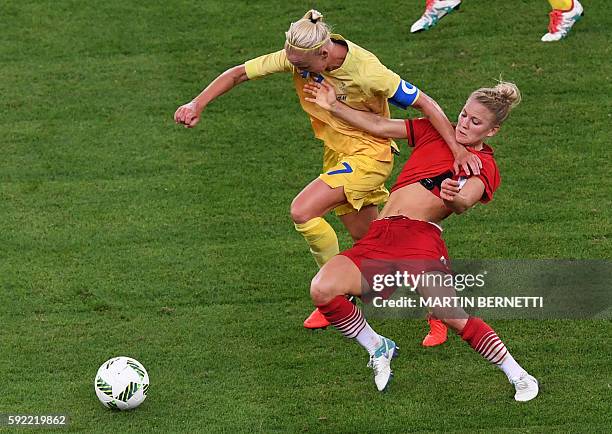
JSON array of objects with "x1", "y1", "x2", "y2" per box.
[{"x1": 244, "y1": 35, "x2": 410, "y2": 162}]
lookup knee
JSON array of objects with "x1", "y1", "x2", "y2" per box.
[
  {"x1": 290, "y1": 198, "x2": 314, "y2": 224},
  {"x1": 310, "y1": 273, "x2": 335, "y2": 306}
]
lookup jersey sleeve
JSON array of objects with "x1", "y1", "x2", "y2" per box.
[
  {"x1": 358, "y1": 56, "x2": 402, "y2": 99},
  {"x1": 244, "y1": 50, "x2": 293, "y2": 79},
  {"x1": 477, "y1": 158, "x2": 501, "y2": 203},
  {"x1": 404, "y1": 118, "x2": 438, "y2": 148},
  {"x1": 470, "y1": 156, "x2": 501, "y2": 203},
  {"x1": 454, "y1": 152, "x2": 501, "y2": 203}
]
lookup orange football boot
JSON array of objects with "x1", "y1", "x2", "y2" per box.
[
  {"x1": 422, "y1": 315, "x2": 447, "y2": 347},
  {"x1": 303, "y1": 308, "x2": 331, "y2": 329}
]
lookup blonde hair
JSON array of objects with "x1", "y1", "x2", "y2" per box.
[
  {"x1": 285, "y1": 10, "x2": 332, "y2": 54},
  {"x1": 470, "y1": 81, "x2": 522, "y2": 125}
]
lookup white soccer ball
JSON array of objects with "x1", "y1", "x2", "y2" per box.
[{"x1": 94, "y1": 356, "x2": 149, "y2": 410}]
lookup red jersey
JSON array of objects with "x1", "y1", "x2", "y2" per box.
[{"x1": 391, "y1": 118, "x2": 501, "y2": 203}]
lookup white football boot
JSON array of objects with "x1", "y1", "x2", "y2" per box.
[
  {"x1": 541, "y1": 0, "x2": 584, "y2": 42},
  {"x1": 511, "y1": 373, "x2": 539, "y2": 402},
  {"x1": 367, "y1": 337, "x2": 398, "y2": 392},
  {"x1": 410, "y1": 0, "x2": 462, "y2": 33}
]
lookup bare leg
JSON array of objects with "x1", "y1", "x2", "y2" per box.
[
  {"x1": 291, "y1": 178, "x2": 346, "y2": 273},
  {"x1": 416, "y1": 272, "x2": 469, "y2": 331},
  {"x1": 417, "y1": 273, "x2": 538, "y2": 400},
  {"x1": 293, "y1": 179, "x2": 376, "y2": 328},
  {"x1": 339, "y1": 205, "x2": 378, "y2": 241},
  {"x1": 311, "y1": 255, "x2": 399, "y2": 391},
  {"x1": 290, "y1": 178, "x2": 346, "y2": 224},
  {"x1": 310, "y1": 255, "x2": 363, "y2": 305}
]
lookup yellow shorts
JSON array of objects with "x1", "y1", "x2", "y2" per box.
[{"x1": 319, "y1": 146, "x2": 393, "y2": 216}]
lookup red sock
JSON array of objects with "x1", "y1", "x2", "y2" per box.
[
  {"x1": 317, "y1": 296, "x2": 366, "y2": 338},
  {"x1": 460, "y1": 317, "x2": 508, "y2": 365}
]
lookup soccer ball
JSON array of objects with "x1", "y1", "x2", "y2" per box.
[{"x1": 94, "y1": 357, "x2": 149, "y2": 410}]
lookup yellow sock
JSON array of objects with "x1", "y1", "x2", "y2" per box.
[
  {"x1": 548, "y1": 0, "x2": 572, "y2": 11},
  {"x1": 294, "y1": 217, "x2": 339, "y2": 268}
]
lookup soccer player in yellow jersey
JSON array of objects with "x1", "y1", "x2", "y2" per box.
[{"x1": 174, "y1": 10, "x2": 480, "y2": 328}]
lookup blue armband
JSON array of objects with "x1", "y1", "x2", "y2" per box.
[{"x1": 388, "y1": 79, "x2": 420, "y2": 109}]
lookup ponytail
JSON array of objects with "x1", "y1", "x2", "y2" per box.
[{"x1": 285, "y1": 9, "x2": 332, "y2": 54}]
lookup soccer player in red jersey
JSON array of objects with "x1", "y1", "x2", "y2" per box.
[
  {"x1": 174, "y1": 10, "x2": 480, "y2": 330},
  {"x1": 302, "y1": 80, "x2": 539, "y2": 401}
]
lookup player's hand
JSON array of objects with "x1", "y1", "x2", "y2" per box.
[
  {"x1": 174, "y1": 101, "x2": 201, "y2": 128},
  {"x1": 303, "y1": 81, "x2": 338, "y2": 111},
  {"x1": 440, "y1": 178, "x2": 461, "y2": 201},
  {"x1": 453, "y1": 147, "x2": 482, "y2": 176}
]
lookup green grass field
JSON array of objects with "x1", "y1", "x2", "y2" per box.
[{"x1": 1, "y1": 0, "x2": 610, "y2": 432}]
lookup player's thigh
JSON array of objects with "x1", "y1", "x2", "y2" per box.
[
  {"x1": 290, "y1": 178, "x2": 346, "y2": 223},
  {"x1": 417, "y1": 271, "x2": 468, "y2": 330},
  {"x1": 310, "y1": 255, "x2": 364, "y2": 305},
  {"x1": 339, "y1": 205, "x2": 378, "y2": 241}
]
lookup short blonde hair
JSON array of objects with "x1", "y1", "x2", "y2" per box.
[
  {"x1": 470, "y1": 82, "x2": 522, "y2": 125},
  {"x1": 285, "y1": 10, "x2": 332, "y2": 55}
]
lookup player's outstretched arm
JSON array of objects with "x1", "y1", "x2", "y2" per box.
[
  {"x1": 304, "y1": 81, "x2": 407, "y2": 138},
  {"x1": 412, "y1": 92, "x2": 481, "y2": 176},
  {"x1": 440, "y1": 177, "x2": 485, "y2": 214},
  {"x1": 174, "y1": 65, "x2": 249, "y2": 128}
]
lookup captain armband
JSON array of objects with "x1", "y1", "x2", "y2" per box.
[{"x1": 388, "y1": 79, "x2": 420, "y2": 109}]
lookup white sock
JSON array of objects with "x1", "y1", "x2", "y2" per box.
[
  {"x1": 499, "y1": 353, "x2": 527, "y2": 382},
  {"x1": 355, "y1": 322, "x2": 382, "y2": 356}
]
